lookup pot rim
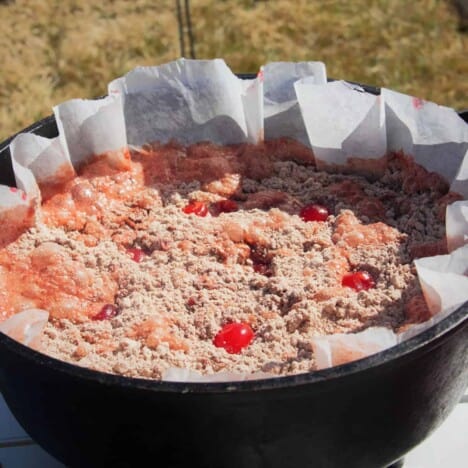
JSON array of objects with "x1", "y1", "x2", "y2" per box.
[{"x1": 0, "y1": 87, "x2": 467, "y2": 395}]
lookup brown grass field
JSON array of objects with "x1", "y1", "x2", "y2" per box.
[{"x1": 0, "y1": 0, "x2": 466, "y2": 142}]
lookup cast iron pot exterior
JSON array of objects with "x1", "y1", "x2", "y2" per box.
[{"x1": 0, "y1": 107, "x2": 467, "y2": 468}]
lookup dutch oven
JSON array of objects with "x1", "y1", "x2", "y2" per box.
[{"x1": 0, "y1": 84, "x2": 467, "y2": 468}]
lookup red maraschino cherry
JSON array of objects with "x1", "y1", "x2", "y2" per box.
[
  {"x1": 341, "y1": 271, "x2": 375, "y2": 291},
  {"x1": 182, "y1": 200, "x2": 209, "y2": 217},
  {"x1": 213, "y1": 322, "x2": 254, "y2": 354},
  {"x1": 300, "y1": 204, "x2": 330, "y2": 222},
  {"x1": 93, "y1": 304, "x2": 119, "y2": 321}
]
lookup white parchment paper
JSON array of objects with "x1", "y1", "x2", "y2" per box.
[
  {"x1": 414, "y1": 246, "x2": 468, "y2": 316},
  {"x1": 311, "y1": 327, "x2": 398, "y2": 370},
  {"x1": 54, "y1": 95, "x2": 127, "y2": 167},
  {"x1": 263, "y1": 61, "x2": 326, "y2": 146},
  {"x1": 0, "y1": 309, "x2": 48, "y2": 349},
  {"x1": 383, "y1": 88, "x2": 468, "y2": 190},
  {"x1": 162, "y1": 367, "x2": 275, "y2": 383},
  {"x1": 108, "y1": 58, "x2": 262, "y2": 147},
  {"x1": 295, "y1": 80, "x2": 386, "y2": 166},
  {"x1": 10, "y1": 133, "x2": 73, "y2": 199},
  {"x1": 446, "y1": 200, "x2": 468, "y2": 253}
]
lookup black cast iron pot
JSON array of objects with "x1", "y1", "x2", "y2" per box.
[{"x1": 0, "y1": 100, "x2": 467, "y2": 468}]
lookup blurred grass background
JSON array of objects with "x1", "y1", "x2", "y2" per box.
[{"x1": 0, "y1": 0, "x2": 466, "y2": 142}]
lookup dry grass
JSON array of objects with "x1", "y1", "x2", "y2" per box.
[{"x1": 0, "y1": 0, "x2": 466, "y2": 141}]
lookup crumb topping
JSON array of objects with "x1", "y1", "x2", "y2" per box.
[{"x1": 0, "y1": 139, "x2": 451, "y2": 378}]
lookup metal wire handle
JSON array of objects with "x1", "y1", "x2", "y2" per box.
[{"x1": 175, "y1": 0, "x2": 196, "y2": 58}]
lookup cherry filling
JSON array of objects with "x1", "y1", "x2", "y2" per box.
[
  {"x1": 300, "y1": 204, "x2": 330, "y2": 222},
  {"x1": 213, "y1": 322, "x2": 254, "y2": 354},
  {"x1": 93, "y1": 304, "x2": 119, "y2": 321},
  {"x1": 186, "y1": 296, "x2": 197, "y2": 307},
  {"x1": 182, "y1": 200, "x2": 209, "y2": 217},
  {"x1": 249, "y1": 244, "x2": 273, "y2": 277},
  {"x1": 252, "y1": 263, "x2": 272, "y2": 275},
  {"x1": 341, "y1": 271, "x2": 375, "y2": 291},
  {"x1": 126, "y1": 247, "x2": 145, "y2": 263},
  {"x1": 211, "y1": 199, "x2": 238, "y2": 216}
]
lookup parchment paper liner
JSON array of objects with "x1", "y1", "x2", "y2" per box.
[
  {"x1": 0, "y1": 58, "x2": 466, "y2": 380},
  {"x1": 263, "y1": 61, "x2": 326, "y2": 146},
  {"x1": 0, "y1": 309, "x2": 48, "y2": 349}
]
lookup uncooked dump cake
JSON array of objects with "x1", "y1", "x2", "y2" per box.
[{"x1": 0, "y1": 139, "x2": 459, "y2": 378}]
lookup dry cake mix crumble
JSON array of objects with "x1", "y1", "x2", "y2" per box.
[{"x1": 0, "y1": 138, "x2": 460, "y2": 379}]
